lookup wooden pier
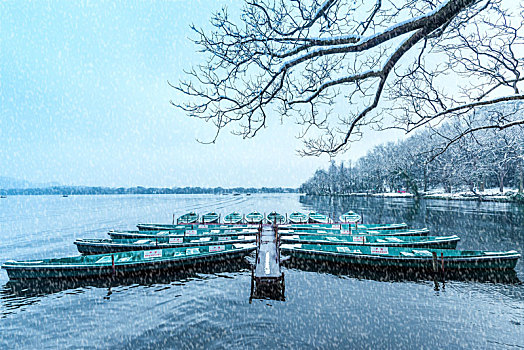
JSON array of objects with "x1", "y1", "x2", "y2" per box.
[{"x1": 250, "y1": 224, "x2": 285, "y2": 301}]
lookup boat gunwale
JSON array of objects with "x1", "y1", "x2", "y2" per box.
[
  {"x1": 2, "y1": 246, "x2": 256, "y2": 270},
  {"x1": 281, "y1": 246, "x2": 521, "y2": 262}
]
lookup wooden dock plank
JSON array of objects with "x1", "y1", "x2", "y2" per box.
[{"x1": 254, "y1": 226, "x2": 282, "y2": 279}]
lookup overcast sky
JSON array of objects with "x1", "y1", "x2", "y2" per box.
[{"x1": 1, "y1": 1, "x2": 404, "y2": 188}]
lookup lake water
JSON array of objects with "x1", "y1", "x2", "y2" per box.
[{"x1": 0, "y1": 194, "x2": 523, "y2": 349}]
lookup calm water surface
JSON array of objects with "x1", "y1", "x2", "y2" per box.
[{"x1": 0, "y1": 194, "x2": 523, "y2": 349}]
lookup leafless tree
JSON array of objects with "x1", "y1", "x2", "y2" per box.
[{"x1": 171, "y1": 0, "x2": 523, "y2": 156}]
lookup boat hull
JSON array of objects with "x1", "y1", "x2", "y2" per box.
[
  {"x1": 3, "y1": 246, "x2": 256, "y2": 280},
  {"x1": 281, "y1": 228, "x2": 430, "y2": 237},
  {"x1": 109, "y1": 228, "x2": 256, "y2": 240},
  {"x1": 281, "y1": 235, "x2": 459, "y2": 249},
  {"x1": 223, "y1": 213, "x2": 243, "y2": 224},
  {"x1": 281, "y1": 247, "x2": 520, "y2": 270},
  {"x1": 75, "y1": 236, "x2": 256, "y2": 254}
]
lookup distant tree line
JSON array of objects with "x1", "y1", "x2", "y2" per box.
[
  {"x1": 0, "y1": 186, "x2": 297, "y2": 196},
  {"x1": 300, "y1": 106, "x2": 524, "y2": 197}
]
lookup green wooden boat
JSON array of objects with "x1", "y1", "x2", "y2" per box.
[
  {"x1": 245, "y1": 211, "x2": 264, "y2": 224},
  {"x1": 201, "y1": 212, "x2": 220, "y2": 224},
  {"x1": 281, "y1": 234, "x2": 459, "y2": 249},
  {"x1": 339, "y1": 211, "x2": 361, "y2": 223},
  {"x1": 267, "y1": 211, "x2": 286, "y2": 224},
  {"x1": 177, "y1": 212, "x2": 199, "y2": 224},
  {"x1": 289, "y1": 212, "x2": 308, "y2": 224},
  {"x1": 281, "y1": 222, "x2": 409, "y2": 231},
  {"x1": 137, "y1": 223, "x2": 190, "y2": 231},
  {"x1": 2, "y1": 243, "x2": 256, "y2": 280},
  {"x1": 280, "y1": 244, "x2": 520, "y2": 270},
  {"x1": 75, "y1": 234, "x2": 256, "y2": 254},
  {"x1": 137, "y1": 223, "x2": 252, "y2": 231},
  {"x1": 308, "y1": 212, "x2": 331, "y2": 224},
  {"x1": 109, "y1": 228, "x2": 257, "y2": 240},
  {"x1": 352, "y1": 223, "x2": 408, "y2": 230},
  {"x1": 223, "y1": 212, "x2": 243, "y2": 224},
  {"x1": 281, "y1": 227, "x2": 429, "y2": 237}
]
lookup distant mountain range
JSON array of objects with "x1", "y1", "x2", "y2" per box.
[{"x1": 0, "y1": 176, "x2": 61, "y2": 190}]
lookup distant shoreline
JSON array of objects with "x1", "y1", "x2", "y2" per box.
[
  {"x1": 302, "y1": 192, "x2": 524, "y2": 203},
  {"x1": 0, "y1": 186, "x2": 298, "y2": 196}
]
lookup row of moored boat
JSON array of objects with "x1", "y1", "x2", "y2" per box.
[
  {"x1": 1, "y1": 210, "x2": 520, "y2": 279},
  {"x1": 173, "y1": 210, "x2": 361, "y2": 225}
]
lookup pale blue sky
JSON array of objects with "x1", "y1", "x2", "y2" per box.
[{"x1": 1, "y1": 0, "x2": 401, "y2": 188}]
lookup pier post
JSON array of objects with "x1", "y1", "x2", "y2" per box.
[{"x1": 440, "y1": 252, "x2": 445, "y2": 283}]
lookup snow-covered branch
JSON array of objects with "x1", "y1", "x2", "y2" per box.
[{"x1": 172, "y1": 0, "x2": 524, "y2": 156}]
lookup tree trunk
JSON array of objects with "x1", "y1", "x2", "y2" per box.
[
  {"x1": 423, "y1": 164, "x2": 428, "y2": 192},
  {"x1": 499, "y1": 174, "x2": 504, "y2": 193},
  {"x1": 519, "y1": 160, "x2": 524, "y2": 193},
  {"x1": 479, "y1": 177, "x2": 485, "y2": 192}
]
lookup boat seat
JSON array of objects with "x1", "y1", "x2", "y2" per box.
[
  {"x1": 385, "y1": 237, "x2": 403, "y2": 242},
  {"x1": 400, "y1": 252, "x2": 415, "y2": 256},
  {"x1": 376, "y1": 239, "x2": 387, "y2": 243}
]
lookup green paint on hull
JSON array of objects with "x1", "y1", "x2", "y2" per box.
[
  {"x1": 75, "y1": 235, "x2": 256, "y2": 254},
  {"x1": 223, "y1": 212, "x2": 243, "y2": 224},
  {"x1": 109, "y1": 228, "x2": 257, "y2": 240},
  {"x1": 177, "y1": 212, "x2": 199, "y2": 224},
  {"x1": 245, "y1": 212, "x2": 263, "y2": 224},
  {"x1": 3, "y1": 244, "x2": 256, "y2": 280},
  {"x1": 281, "y1": 234, "x2": 459, "y2": 249},
  {"x1": 289, "y1": 212, "x2": 308, "y2": 224},
  {"x1": 281, "y1": 244, "x2": 520, "y2": 270}
]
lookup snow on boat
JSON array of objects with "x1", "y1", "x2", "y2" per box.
[
  {"x1": 75, "y1": 235, "x2": 256, "y2": 255},
  {"x1": 280, "y1": 244, "x2": 520, "y2": 270},
  {"x1": 267, "y1": 211, "x2": 286, "y2": 224},
  {"x1": 108, "y1": 228, "x2": 257, "y2": 240},
  {"x1": 2, "y1": 243, "x2": 257, "y2": 280},
  {"x1": 201, "y1": 212, "x2": 220, "y2": 224},
  {"x1": 339, "y1": 211, "x2": 361, "y2": 223},
  {"x1": 280, "y1": 226, "x2": 430, "y2": 237},
  {"x1": 281, "y1": 234, "x2": 459, "y2": 249},
  {"x1": 245, "y1": 211, "x2": 264, "y2": 224},
  {"x1": 308, "y1": 212, "x2": 332, "y2": 224},
  {"x1": 137, "y1": 224, "x2": 190, "y2": 231},
  {"x1": 137, "y1": 223, "x2": 252, "y2": 231},
  {"x1": 223, "y1": 212, "x2": 243, "y2": 224},
  {"x1": 354, "y1": 223, "x2": 408, "y2": 230},
  {"x1": 177, "y1": 212, "x2": 199, "y2": 224},
  {"x1": 288, "y1": 212, "x2": 308, "y2": 224}
]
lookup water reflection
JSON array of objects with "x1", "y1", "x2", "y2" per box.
[
  {"x1": 249, "y1": 268, "x2": 285, "y2": 302},
  {"x1": 284, "y1": 259, "x2": 521, "y2": 285},
  {"x1": 1, "y1": 260, "x2": 251, "y2": 317}
]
